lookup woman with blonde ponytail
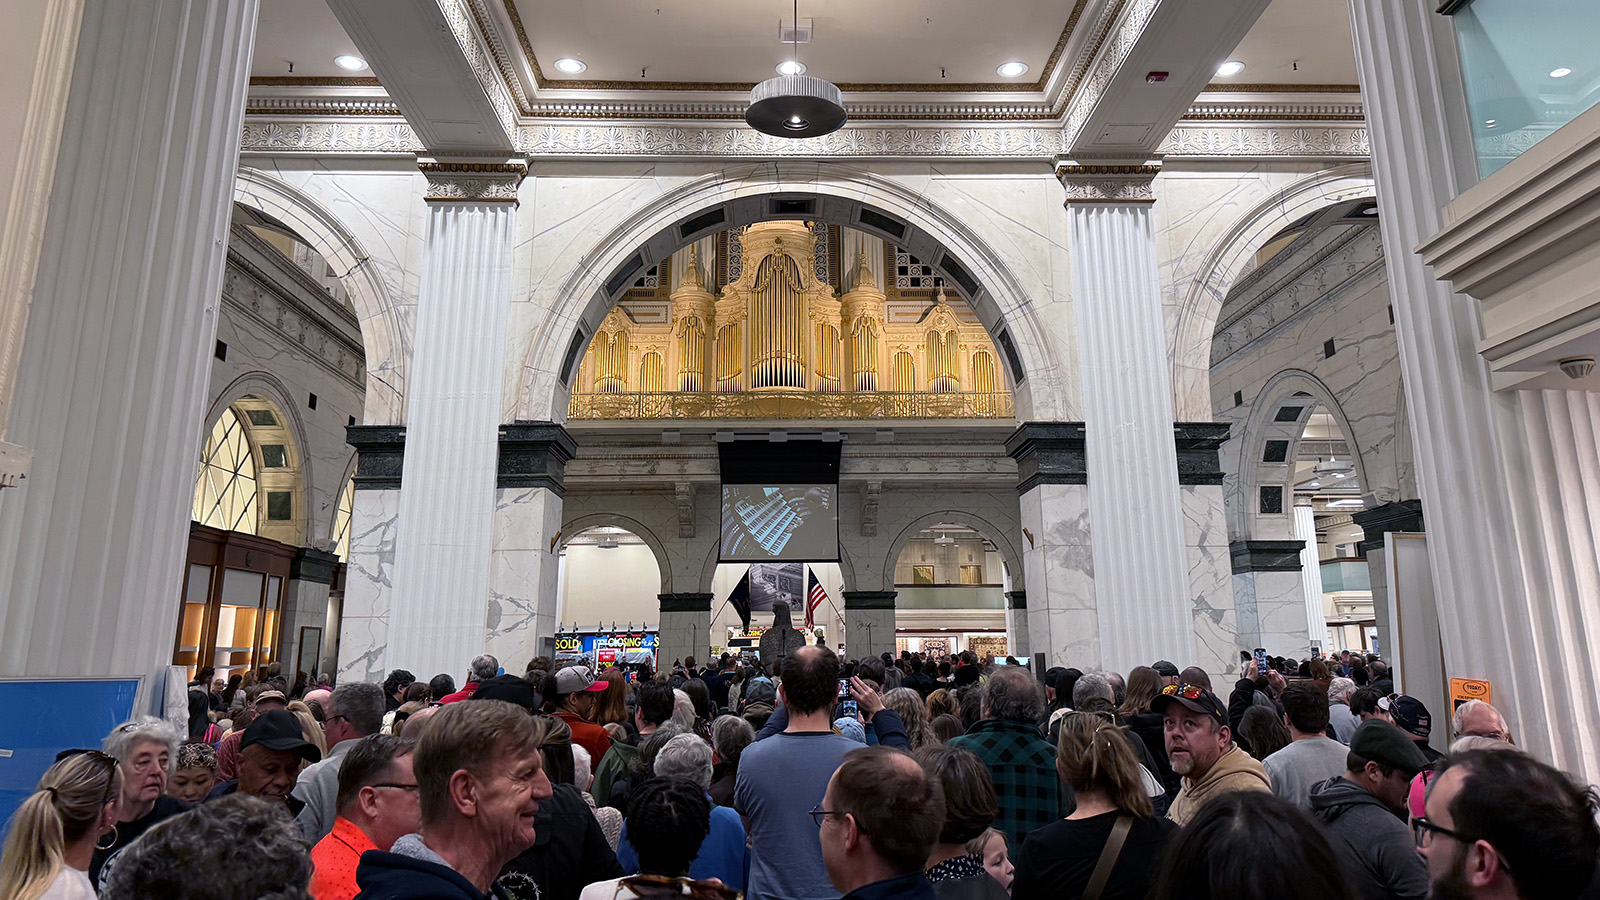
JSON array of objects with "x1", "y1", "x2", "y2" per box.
[
  {"x1": 0, "y1": 751, "x2": 121, "y2": 900},
  {"x1": 1010, "y1": 712, "x2": 1178, "y2": 900}
]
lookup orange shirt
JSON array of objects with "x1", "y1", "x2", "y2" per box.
[
  {"x1": 309, "y1": 816, "x2": 379, "y2": 900},
  {"x1": 552, "y1": 710, "x2": 613, "y2": 767}
]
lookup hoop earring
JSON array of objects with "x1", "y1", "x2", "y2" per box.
[{"x1": 95, "y1": 824, "x2": 118, "y2": 851}]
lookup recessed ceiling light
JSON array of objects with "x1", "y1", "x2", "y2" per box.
[
  {"x1": 334, "y1": 55, "x2": 367, "y2": 71},
  {"x1": 1215, "y1": 60, "x2": 1245, "y2": 78},
  {"x1": 1550, "y1": 67, "x2": 1573, "y2": 78},
  {"x1": 777, "y1": 60, "x2": 806, "y2": 76},
  {"x1": 996, "y1": 61, "x2": 1029, "y2": 78},
  {"x1": 554, "y1": 57, "x2": 587, "y2": 75},
  {"x1": 1484, "y1": 118, "x2": 1497, "y2": 127}
]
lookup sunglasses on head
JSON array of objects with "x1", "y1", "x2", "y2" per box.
[{"x1": 1162, "y1": 683, "x2": 1207, "y2": 700}]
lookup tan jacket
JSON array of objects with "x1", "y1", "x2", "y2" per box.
[{"x1": 1166, "y1": 743, "x2": 1273, "y2": 825}]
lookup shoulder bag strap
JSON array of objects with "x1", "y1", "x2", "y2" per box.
[{"x1": 1081, "y1": 814, "x2": 1134, "y2": 900}]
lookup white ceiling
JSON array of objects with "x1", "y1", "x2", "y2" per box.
[{"x1": 248, "y1": 0, "x2": 1359, "y2": 91}]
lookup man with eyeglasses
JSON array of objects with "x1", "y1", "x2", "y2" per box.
[
  {"x1": 816, "y1": 747, "x2": 943, "y2": 900},
  {"x1": 1417, "y1": 749, "x2": 1599, "y2": 900},
  {"x1": 311, "y1": 734, "x2": 421, "y2": 900},
  {"x1": 1154, "y1": 683, "x2": 1271, "y2": 826},
  {"x1": 296, "y1": 681, "x2": 387, "y2": 842},
  {"x1": 1309, "y1": 719, "x2": 1430, "y2": 900}
]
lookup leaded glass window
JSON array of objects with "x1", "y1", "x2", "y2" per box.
[
  {"x1": 333, "y1": 476, "x2": 355, "y2": 561},
  {"x1": 193, "y1": 408, "x2": 258, "y2": 534}
]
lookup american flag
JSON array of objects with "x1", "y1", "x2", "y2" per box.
[{"x1": 806, "y1": 567, "x2": 827, "y2": 630}]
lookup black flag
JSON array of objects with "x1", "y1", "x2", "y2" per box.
[{"x1": 729, "y1": 569, "x2": 752, "y2": 631}]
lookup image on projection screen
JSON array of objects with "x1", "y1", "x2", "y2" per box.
[{"x1": 720, "y1": 485, "x2": 838, "y2": 561}]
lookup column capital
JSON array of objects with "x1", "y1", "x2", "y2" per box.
[
  {"x1": 346, "y1": 425, "x2": 406, "y2": 490},
  {"x1": 1005, "y1": 590, "x2": 1027, "y2": 610},
  {"x1": 1005, "y1": 422, "x2": 1088, "y2": 493},
  {"x1": 498, "y1": 422, "x2": 578, "y2": 494},
  {"x1": 1230, "y1": 540, "x2": 1305, "y2": 574},
  {"x1": 1174, "y1": 422, "x2": 1229, "y2": 486},
  {"x1": 416, "y1": 156, "x2": 528, "y2": 203},
  {"x1": 842, "y1": 590, "x2": 896, "y2": 610},
  {"x1": 289, "y1": 546, "x2": 340, "y2": 584},
  {"x1": 1351, "y1": 499, "x2": 1425, "y2": 551},
  {"x1": 1054, "y1": 160, "x2": 1161, "y2": 204}
]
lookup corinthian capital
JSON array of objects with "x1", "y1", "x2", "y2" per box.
[
  {"x1": 417, "y1": 156, "x2": 528, "y2": 203},
  {"x1": 1054, "y1": 159, "x2": 1161, "y2": 204}
]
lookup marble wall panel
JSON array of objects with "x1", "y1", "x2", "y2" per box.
[
  {"x1": 659, "y1": 609, "x2": 712, "y2": 670},
  {"x1": 1020, "y1": 484, "x2": 1099, "y2": 669},
  {"x1": 487, "y1": 486, "x2": 563, "y2": 672},
  {"x1": 845, "y1": 608, "x2": 896, "y2": 661},
  {"x1": 338, "y1": 488, "x2": 399, "y2": 684},
  {"x1": 1183, "y1": 485, "x2": 1240, "y2": 678},
  {"x1": 1233, "y1": 570, "x2": 1312, "y2": 658},
  {"x1": 279, "y1": 579, "x2": 330, "y2": 673},
  {"x1": 559, "y1": 484, "x2": 720, "y2": 595}
]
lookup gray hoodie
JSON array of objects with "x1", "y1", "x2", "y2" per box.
[{"x1": 1308, "y1": 776, "x2": 1427, "y2": 900}]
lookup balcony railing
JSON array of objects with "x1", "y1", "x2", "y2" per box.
[{"x1": 568, "y1": 390, "x2": 1016, "y2": 421}]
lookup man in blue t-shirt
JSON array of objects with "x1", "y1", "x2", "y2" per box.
[{"x1": 735, "y1": 645, "x2": 859, "y2": 900}]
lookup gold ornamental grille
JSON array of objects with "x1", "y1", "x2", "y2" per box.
[{"x1": 568, "y1": 390, "x2": 1014, "y2": 421}]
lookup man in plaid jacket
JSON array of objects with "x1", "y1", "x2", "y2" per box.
[{"x1": 948, "y1": 667, "x2": 1066, "y2": 850}]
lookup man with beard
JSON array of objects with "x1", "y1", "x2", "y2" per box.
[
  {"x1": 1309, "y1": 720, "x2": 1430, "y2": 900},
  {"x1": 1153, "y1": 683, "x2": 1271, "y2": 826},
  {"x1": 207, "y1": 709, "x2": 323, "y2": 814},
  {"x1": 1418, "y1": 749, "x2": 1599, "y2": 900}
]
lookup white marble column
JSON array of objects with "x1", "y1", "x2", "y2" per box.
[
  {"x1": 1177, "y1": 425, "x2": 1241, "y2": 678},
  {"x1": 1293, "y1": 500, "x2": 1328, "y2": 651},
  {"x1": 1060, "y1": 165, "x2": 1194, "y2": 673},
  {"x1": 843, "y1": 592, "x2": 896, "y2": 661},
  {"x1": 1007, "y1": 425, "x2": 1098, "y2": 669},
  {"x1": 1229, "y1": 542, "x2": 1309, "y2": 656},
  {"x1": 1005, "y1": 592, "x2": 1030, "y2": 659},
  {"x1": 0, "y1": 0, "x2": 256, "y2": 684},
  {"x1": 1351, "y1": 0, "x2": 1600, "y2": 776},
  {"x1": 385, "y1": 161, "x2": 526, "y2": 682}
]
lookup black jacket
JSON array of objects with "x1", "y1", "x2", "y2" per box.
[
  {"x1": 1122, "y1": 711, "x2": 1180, "y2": 797},
  {"x1": 1309, "y1": 776, "x2": 1427, "y2": 900},
  {"x1": 500, "y1": 783, "x2": 622, "y2": 900},
  {"x1": 355, "y1": 849, "x2": 507, "y2": 900}
]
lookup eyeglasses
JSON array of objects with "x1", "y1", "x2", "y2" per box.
[
  {"x1": 1412, "y1": 816, "x2": 1473, "y2": 848},
  {"x1": 808, "y1": 804, "x2": 844, "y2": 827},
  {"x1": 326, "y1": 715, "x2": 349, "y2": 724},
  {"x1": 1162, "y1": 684, "x2": 1206, "y2": 700},
  {"x1": 371, "y1": 783, "x2": 420, "y2": 793}
]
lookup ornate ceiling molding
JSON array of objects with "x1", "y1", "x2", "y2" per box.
[
  {"x1": 1055, "y1": 163, "x2": 1161, "y2": 203},
  {"x1": 239, "y1": 117, "x2": 1372, "y2": 162},
  {"x1": 1061, "y1": 0, "x2": 1160, "y2": 150},
  {"x1": 439, "y1": 0, "x2": 519, "y2": 143}
]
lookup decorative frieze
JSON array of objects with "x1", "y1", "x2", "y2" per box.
[
  {"x1": 497, "y1": 422, "x2": 578, "y2": 494},
  {"x1": 417, "y1": 158, "x2": 528, "y2": 202},
  {"x1": 1174, "y1": 422, "x2": 1230, "y2": 485},
  {"x1": 674, "y1": 481, "x2": 695, "y2": 538},
  {"x1": 346, "y1": 425, "x2": 406, "y2": 490},
  {"x1": 1055, "y1": 163, "x2": 1161, "y2": 204},
  {"x1": 859, "y1": 480, "x2": 882, "y2": 537},
  {"x1": 843, "y1": 590, "x2": 897, "y2": 610}
]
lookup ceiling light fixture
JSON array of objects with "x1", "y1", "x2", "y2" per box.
[
  {"x1": 777, "y1": 60, "x2": 806, "y2": 76},
  {"x1": 747, "y1": 0, "x2": 846, "y2": 139},
  {"x1": 554, "y1": 57, "x2": 587, "y2": 75},
  {"x1": 1550, "y1": 67, "x2": 1573, "y2": 78},
  {"x1": 334, "y1": 55, "x2": 368, "y2": 71},
  {"x1": 997, "y1": 61, "x2": 1029, "y2": 78},
  {"x1": 1484, "y1": 118, "x2": 1498, "y2": 128},
  {"x1": 1215, "y1": 60, "x2": 1246, "y2": 78}
]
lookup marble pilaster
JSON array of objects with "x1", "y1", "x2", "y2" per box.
[
  {"x1": 842, "y1": 591, "x2": 896, "y2": 661},
  {"x1": 386, "y1": 161, "x2": 525, "y2": 682},
  {"x1": 1352, "y1": 500, "x2": 1424, "y2": 668},
  {"x1": 1004, "y1": 591, "x2": 1030, "y2": 659},
  {"x1": 1229, "y1": 541, "x2": 1309, "y2": 657},
  {"x1": 1177, "y1": 424, "x2": 1239, "y2": 677},
  {"x1": 485, "y1": 423, "x2": 576, "y2": 670},
  {"x1": 280, "y1": 547, "x2": 338, "y2": 674},
  {"x1": 1060, "y1": 164, "x2": 1193, "y2": 673},
  {"x1": 658, "y1": 593, "x2": 713, "y2": 670},
  {"x1": 1006, "y1": 424, "x2": 1097, "y2": 669},
  {"x1": 0, "y1": 0, "x2": 256, "y2": 684},
  {"x1": 1293, "y1": 500, "x2": 1329, "y2": 652}
]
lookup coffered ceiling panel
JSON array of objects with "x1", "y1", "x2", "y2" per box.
[{"x1": 1216, "y1": 0, "x2": 1359, "y2": 87}]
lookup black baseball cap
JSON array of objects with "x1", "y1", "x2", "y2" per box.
[
  {"x1": 1151, "y1": 684, "x2": 1228, "y2": 727},
  {"x1": 241, "y1": 709, "x2": 322, "y2": 763},
  {"x1": 1151, "y1": 660, "x2": 1180, "y2": 678},
  {"x1": 1390, "y1": 695, "x2": 1432, "y2": 740}
]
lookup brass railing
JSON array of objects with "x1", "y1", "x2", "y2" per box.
[{"x1": 568, "y1": 390, "x2": 1015, "y2": 420}]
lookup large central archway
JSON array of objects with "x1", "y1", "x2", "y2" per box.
[{"x1": 513, "y1": 162, "x2": 1073, "y2": 425}]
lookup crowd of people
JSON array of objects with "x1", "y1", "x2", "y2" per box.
[{"x1": 1, "y1": 645, "x2": 1597, "y2": 900}]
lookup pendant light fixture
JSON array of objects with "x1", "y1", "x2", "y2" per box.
[{"x1": 746, "y1": 0, "x2": 846, "y2": 139}]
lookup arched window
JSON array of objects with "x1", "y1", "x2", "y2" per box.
[
  {"x1": 193, "y1": 408, "x2": 258, "y2": 534},
  {"x1": 332, "y1": 476, "x2": 355, "y2": 561}
]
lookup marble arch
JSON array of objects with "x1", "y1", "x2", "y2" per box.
[
  {"x1": 205, "y1": 371, "x2": 312, "y2": 537},
  {"x1": 1170, "y1": 164, "x2": 1378, "y2": 420},
  {"x1": 1232, "y1": 369, "x2": 1372, "y2": 541},
  {"x1": 514, "y1": 162, "x2": 1071, "y2": 425},
  {"x1": 232, "y1": 168, "x2": 405, "y2": 425},
  {"x1": 558, "y1": 514, "x2": 673, "y2": 595},
  {"x1": 880, "y1": 510, "x2": 1026, "y2": 595}
]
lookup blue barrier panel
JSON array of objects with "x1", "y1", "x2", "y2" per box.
[{"x1": 0, "y1": 678, "x2": 141, "y2": 829}]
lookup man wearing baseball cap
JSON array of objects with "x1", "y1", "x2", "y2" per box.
[
  {"x1": 207, "y1": 708, "x2": 322, "y2": 814},
  {"x1": 551, "y1": 665, "x2": 613, "y2": 765},
  {"x1": 1389, "y1": 695, "x2": 1442, "y2": 763},
  {"x1": 1309, "y1": 719, "x2": 1431, "y2": 900},
  {"x1": 1152, "y1": 683, "x2": 1271, "y2": 825}
]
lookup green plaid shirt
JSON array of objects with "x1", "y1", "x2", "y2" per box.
[{"x1": 949, "y1": 718, "x2": 1064, "y2": 849}]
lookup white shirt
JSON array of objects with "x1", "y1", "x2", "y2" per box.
[{"x1": 40, "y1": 866, "x2": 96, "y2": 900}]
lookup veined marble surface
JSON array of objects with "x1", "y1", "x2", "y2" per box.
[
  {"x1": 487, "y1": 486, "x2": 563, "y2": 670},
  {"x1": 1232, "y1": 570, "x2": 1312, "y2": 659},
  {"x1": 845, "y1": 607, "x2": 896, "y2": 662},
  {"x1": 1021, "y1": 484, "x2": 1099, "y2": 669},
  {"x1": 1183, "y1": 485, "x2": 1240, "y2": 678},
  {"x1": 338, "y1": 488, "x2": 399, "y2": 685}
]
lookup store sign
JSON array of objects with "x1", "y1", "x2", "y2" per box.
[
  {"x1": 555, "y1": 632, "x2": 658, "y2": 664},
  {"x1": 1449, "y1": 677, "x2": 1492, "y2": 709}
]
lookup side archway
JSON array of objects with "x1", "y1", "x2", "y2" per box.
[
  {"x1": 514, "y1": 162, "x2": 1071, "y2": 425},
  {"x1": 234, "y1": 167, "x2": 406, "y2": 425},
  {"x1": 880, "y1": 510, "x2": 1025, "y2": 595},
  {"x1": 1172, "y1": 164, "x2": 1378, "y2": 419},
  {"x1": 558, "y1": 513, "x2": 674, "y2": 595}
]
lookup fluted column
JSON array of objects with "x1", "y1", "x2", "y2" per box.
[
  {"x1": 1059, "y1": 163, "x2": 1193, "y2": 673},
  {"x1": 1293, "y1": 500, "x2": 1328, "y2": 651},
  {"x1": 0, "y1": 0, "x2": 256, "y2": 684},
  {"x1": 384, "y1": 160, "x2": 525, "y2": 682}
]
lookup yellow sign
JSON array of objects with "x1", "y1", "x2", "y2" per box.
[{"x1": 1449, "y1": 677, "x2": 1492, "y2": 709}]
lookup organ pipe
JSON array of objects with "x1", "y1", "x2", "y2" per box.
[
  {"x1": 850, "y1": 315, "x2": 878, "y2": 391},
  {"x1": 816, "y1": 323, "x2": 841, "y2": 392},
  {"x1": 716, "y1": 322, "x2": 741, "y2": 392},
  {"x1": 592, "y1": 330, "x2": 627, "y2": 393},
  {"x1": 928, "y1": 328, "x2": 960, "y2": 393},
  {"x1": 891, "y1": 351, "x2": 916, "y2": 392},
  {"x1": 639, "y1": 351, "x2": 664, "y2": 392},
  {"x1": 972, "y1": 350, "x2": 998, "y2": 394},
  {"x1": 678, "y1": 317, "x2": 706, "y2": 392},
  {"x1": 750, "y1": 253, "x2": 806, "y2": 388}
]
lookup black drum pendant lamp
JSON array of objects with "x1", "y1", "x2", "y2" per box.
[{"x1": 746, "y1": 0, "x2": 846, "y2": 139}]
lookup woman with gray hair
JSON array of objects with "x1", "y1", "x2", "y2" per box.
[
  {"x1": 614, "y1": 734, "x2": 749, "y2": 890},
  {"x1": 708, "y1": 715, "x2": 754, "y2": 807},
  {"x1": 91, "y1": 716, "x2": 188, "y2": 887}
]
